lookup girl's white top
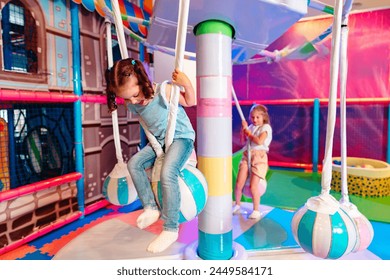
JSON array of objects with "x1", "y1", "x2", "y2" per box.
[{"x1": 246, "y1": 123, "x2": 272, "y2": 152}]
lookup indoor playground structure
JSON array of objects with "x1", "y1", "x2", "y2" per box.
[{"x1": 0, "y1": 0, "x2": 389, "y2": 261}]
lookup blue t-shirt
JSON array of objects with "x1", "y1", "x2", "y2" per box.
[{"x1": 127, "y1": 80, "x2": 195, "y2": 146}]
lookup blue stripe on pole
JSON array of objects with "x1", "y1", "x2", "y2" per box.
[{"x1": 198, "y1": 230, "x2": 233, "y2": 260}]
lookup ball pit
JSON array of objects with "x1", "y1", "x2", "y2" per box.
[{"x1": 331, "y1": 157, "x2": 390, "y2": 197}]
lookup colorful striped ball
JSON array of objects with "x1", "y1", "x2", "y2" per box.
[
  {"x1": 153, "y1": 164, "x2": 208, "y2": 223},
  {"x1": 242, "y1": 178, "x2": 267, "y2": 199},
  {"x1": 186, "y1": 149, "x2": 198, "y2": 167},
  {"x1": 102, "y1": 162, "x2": 138, "y2": 206},
  {"x1": 340, "y1": 202, "x2": 374, "y2": 252},
  {"x1": 291, "y1": 193, "x2": 358, "y2": 259}
]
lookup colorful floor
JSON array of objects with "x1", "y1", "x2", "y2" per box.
[
  {"x1": 0, "y1": 200, "x2": 388, "y2": 260},
  {"x1": 1, "y1": 168, "x2": 389, "y2": 260}
]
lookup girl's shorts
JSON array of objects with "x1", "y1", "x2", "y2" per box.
[{"x1": 239, "y1": 149, "x2": 268, "y2": 179}]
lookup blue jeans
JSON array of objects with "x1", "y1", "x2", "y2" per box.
[{"x1": 128, "y1": 138, "x2": 194, "y2": 231}]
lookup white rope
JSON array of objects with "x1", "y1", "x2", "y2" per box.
[
  {"x1": 105, "y1": 19, "x2": 123, "y2": 163},
  {"x1": 164, "y1": 0, "x2": 190, "y2": 152},
  {"x1": 111, "y1": 0, "x2": 129, "y2": 59},
  {"x1": 340, "y1": 0, "x2": 354, "y2": 204},
  {"x1": 320, "y1": 0, "x2": 343, "y2": 194},
  {"x1": 232, "y1": 86, "x2": 254, "y2": 178},
  {"x1": 232, "y1": 86, "x2": 246, "y2": 121},
  {"x1": 339, "y1": 22, "x2": 349, "y2": 203},
  {"x1": 138, "y1": 118, "x2": 164, "y2": 157}
]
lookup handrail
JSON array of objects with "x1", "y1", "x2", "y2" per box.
[{"x1": 0, "y1": 172, "x2": 82, "y2": 202}]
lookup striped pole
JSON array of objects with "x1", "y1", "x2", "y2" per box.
[{"x1": 195, "y1": 20, "x2": 234, "y2": 260}]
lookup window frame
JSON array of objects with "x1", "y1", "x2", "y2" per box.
[{"x1": 0, "y1": 0, "x2": 47, "y2": 86}]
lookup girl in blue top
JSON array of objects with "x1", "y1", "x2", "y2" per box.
[{"x1": 106, "y1": 58, "x2": 196, "y2": 253}]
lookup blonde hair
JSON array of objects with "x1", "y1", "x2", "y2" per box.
[{"x1": 249, "y1": 104, "x2": 270, "y2": 125}]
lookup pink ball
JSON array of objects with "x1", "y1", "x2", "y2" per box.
[
  {"x1": 340, "y1": 202, "x2": 374, "y2": 252},
  {"x1": 242, "y1": 178, "x2": 267, "y2": 198}
]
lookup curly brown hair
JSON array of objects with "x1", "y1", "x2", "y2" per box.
[{"x1": 105, "y1": 58, "x2": 154, "y2": 112}]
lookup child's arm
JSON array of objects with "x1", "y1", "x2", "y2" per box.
[
  {"x1": 244, "y1": 128, "x2": 267, "y2": 146},
  {"x1": 172, "y1": 69, "x2": 196, "y2": 107},
  {"x1": 241, "y1": 120, "x2": 248, "y2": 144}
]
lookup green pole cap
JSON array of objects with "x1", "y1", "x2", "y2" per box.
[{"x1": 194, "y1": 19, "x2": 234, "y2": 38}]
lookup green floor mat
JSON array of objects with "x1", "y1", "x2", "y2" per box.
[{"x1": 232, "y1": 150, "x2": 390, "y2": 223}]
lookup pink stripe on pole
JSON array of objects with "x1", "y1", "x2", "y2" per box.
[
  {"x1": 197, "y1": 76, "x2": 232, "y2": 118},
  {"x1": 197, "y1": 97, "x2": 232, "y2": 118},
  {"x1": 232, "y1": 98, "x2": 390, "y2": 106}
]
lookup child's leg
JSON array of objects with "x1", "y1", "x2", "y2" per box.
[
  {"x1": 128, "y1": 145, "x2": 161, "y2": 229},
  {"x1": 147, "y1": 138, "x2": 193, "y2": 253},
  {"x1": 233, "y1": 164, "x2": 248, "y2": 214},
  {"x1": 248, "y1": 151, "x2": 268, "y2": 219},
  {"x1": 249, "y1": 174, "x2": 261, "y2": 211},
  {"x1": 234, "y1": 159, "x2": 249, "y2": 206}
]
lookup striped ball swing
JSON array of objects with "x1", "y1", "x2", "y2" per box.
[
  {"x1": 102, "y1": 14, "x2": 137, "y2": 206},
  {"x1": 291, "y1": 0, "x2": 369, "y2": 259}
]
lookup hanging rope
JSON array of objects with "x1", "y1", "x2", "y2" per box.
[
  {"x1": 320, "y1": 0, "x2": 343, "y2": 194},
  {"x1": 164, "y1": 0, "x2": 190, "y2": 152},
  {"x1": 232, "y1": 86, "x2": 253, "y2": 177},
  {"x1": 111, "y1": 0, "x2": 129, "y2": 60},
  {"x1": 339, "y1": 0, "x2": 354, "y2": 204},
  {"x1": 105, "y1": 19, "x2": 124, "y2": 164},
  {"x1": 103, "y1": 16, "x2": 137, "y2": 206}
]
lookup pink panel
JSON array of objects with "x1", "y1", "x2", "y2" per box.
[
  {"x1": 197, "y1": 76, "x2": 232, "y2": 118},
  {"x1": 197, "y1": 98, "x2": 232, "y2": 118}
]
